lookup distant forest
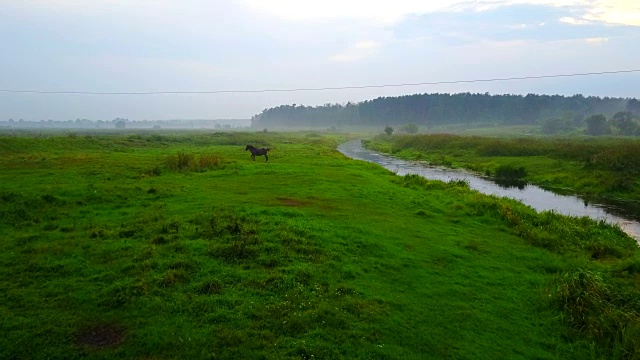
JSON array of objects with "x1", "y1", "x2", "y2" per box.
[
  {"x1": 250, "y1": 93, "x2": 640, "y2": 129},
  {"x1": 0, "y1": 118, "x2": 250, "y2": 130}
]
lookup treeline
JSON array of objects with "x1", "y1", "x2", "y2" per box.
[
  {"x1": 250, "y1": 93, "x2": 640, "y2": 129},
  {"x1": 542, "y1": 111, "x2": 640, "y2": 136},
  {"x1": 0, "y1": 118, "x2": 250, "y2": 130}
]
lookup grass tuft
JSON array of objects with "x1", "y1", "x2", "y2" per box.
[
  {"x1": 164, "y1": 152, "x2": 224, "y2": 172},
  {"x1": 198, "y1": 279, "x2": 223, "y2": 294},
  {"x1": 550, "y1": 269, "x2": 640, "y2": 356}
]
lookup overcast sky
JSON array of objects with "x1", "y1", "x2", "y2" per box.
[{"x1": 1, "y1": 0, "x2": 639, "y2": 121}]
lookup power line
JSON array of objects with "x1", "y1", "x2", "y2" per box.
[{"x1": 1, "y1": 69, "x2": 639, "y2": 95}]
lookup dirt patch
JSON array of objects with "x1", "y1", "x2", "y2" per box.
[
  {"x1": 75, "y1": 324, "x2": 125, "y2": 349},
  {"x1": 277, "y1": 197, "x2": 306, "y2": 207}
]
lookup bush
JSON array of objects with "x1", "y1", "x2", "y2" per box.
[
  {"x1": 540, "y1": 118, "x2": 573, "y2": 135},
  {"x1": 165, "y1": 152, "x2": 193, "y2": 171},
  {"x1": 494, "y1": 164, "x2": 527, "y2": 180},
  {"x1": 402, "y1": 124, "x2": 419, "y2": 134},
  {"x1": 198, "y1": 154, "x2": 221, "y2": 170},
  {"x1": 143, "y1": 165, "x2": 162, "y2": 177},
  {"x1": 585, "y1": 114, "x2": 611, "y2": 136},
  {"x1": 164, "y1": 152, "x2": 223, "y2": 172}
]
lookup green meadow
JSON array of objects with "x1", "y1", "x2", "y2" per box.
[{"x1": 2, "y1": 131, "x2": 640, "y2": 359}]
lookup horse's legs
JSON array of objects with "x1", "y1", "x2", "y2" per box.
[
  {"x1": 265, "y1": 154, "x2": 268, "y2": 162},
  {"x1": 251, "y1": 154, "x2": 255, "y2": 161}
]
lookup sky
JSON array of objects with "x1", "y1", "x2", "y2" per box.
[{"x1": 1, "y1": 0, "x2": 639, "y2": 121}]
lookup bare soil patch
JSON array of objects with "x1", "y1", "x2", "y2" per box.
[
  {"x1": 277, "y1": 197, "x2": 305, "y2": 207},
  {"x1": 75, "y1": 324, "x2": 125, "y2": 348}
]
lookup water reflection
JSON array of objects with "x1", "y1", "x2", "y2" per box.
[
  {"x1": 494, "y1": 179, "x2": 527, "y2": 190},
  {"x1": 337, "y1": 140, "x2": 640, "y2": 242}
]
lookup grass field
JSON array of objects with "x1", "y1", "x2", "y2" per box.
[{"x1": 2, "y1": 131, "x2": 640, "y2": 359}]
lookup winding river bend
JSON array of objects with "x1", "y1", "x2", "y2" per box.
[{"x1": 338, "y1": 140, "x2": 640, "y2": 242}]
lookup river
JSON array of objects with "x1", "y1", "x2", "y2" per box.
[{"x1": 337, "y1": 140, "x2": 640, "y2": 242}]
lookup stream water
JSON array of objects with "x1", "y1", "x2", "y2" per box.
[{"x1": 337, "y1": 140, "x2": 640, "y2": 242}]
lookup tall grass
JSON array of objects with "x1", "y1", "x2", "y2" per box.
[
  {"x1": 164, "y1": 152, "x2": 223, "y2": 172},
  {"x1": 550, "y1": 269, "x2": 640, "y2": 358},
  {"x1": 494, "y1": 164, "x2": 527, "y2": 180},
  {"x1": 397, "y1": 172, "x2": 640, "y2": 358},
  {"x1": 366, "y1": 134, "x2": 640, "y2": 202},
  {"x1": 374, "y1": 134, "x2": 640, "y2": 174}
]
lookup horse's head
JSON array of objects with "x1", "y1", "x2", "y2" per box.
[{"x1": 245, "y1": 145, "x2": 252, "y2": 151}]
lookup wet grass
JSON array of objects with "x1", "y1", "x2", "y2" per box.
[{"x1": 1, "y1": 131, "x2": 640, "y2": 359}]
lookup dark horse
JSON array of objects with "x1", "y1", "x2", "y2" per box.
[{"x1": 245, "y1": 145, "x2": 270, "y2": 162}]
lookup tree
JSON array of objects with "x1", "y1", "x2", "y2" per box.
[
  {"x1": 402, "y1": 123, "x2": 419, "y2": 133},
  {"x1": 113, "y1": 117, "x2": 128, "y2": 129},
  {"x1": 584, "y1": 114, "x2": 610, "y2": 136},
  {"x1": 540, "y1": 118, "x2": 572, "y2": 135},
  {"x1": 611, "y1": 111, "x2": 637, "y2": 135},
  {"x1": 627, "y1": 99, "x2": 640, "y2": 116},
  {"x1": 249, "y1": 93, "x2": 640, "y2": 129},
  {"x1": 571, "y1": 113, "x2": 585, "y2": 127},
  {"x1": 384, "y1": 125, "x2": 394, "y2": 135}
]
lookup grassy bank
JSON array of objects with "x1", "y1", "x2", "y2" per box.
[
  {"x1": 365, "y1": 134, "x2": 640, "y2": 205},
  {"x1": 2, "y1": 131, "x2": 640, "y2": 359}
]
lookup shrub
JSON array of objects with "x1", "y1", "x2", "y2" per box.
[
  {"x1": 198, "y1": 154, "x2": 221, "y2": 170},
  {"x1": 494, "y1": 164, "x2": 527, "y2": 180},
  {"x1": 540, "y1": 118, "x2": 574, "y2": 135},
  {"x1": 164, "y1": 152, "x2": 223, "y2": 172},
  {"x1": 585, "y1": 114, "x2": 611, "y2": 136},
  {"x1": 143, "y1": 166, "x2": 162, "y2": 177},
  {"x1": 165, "y1": 152, "x2": 193, "y2": 171},
  {"x1": 401, "y1": 123, "x2": 419, "y2": 134}
]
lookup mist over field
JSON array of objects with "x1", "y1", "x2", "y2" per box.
[{"x1": 2, "y1": 1, "x2": 640, "y2": 121}]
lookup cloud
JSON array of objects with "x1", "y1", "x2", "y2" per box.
[
  {"x1": 5, "y1": 0, "x2": 242, "y2": 31},
  {"x1": 354, "y1": 40, "x2": 379, "y2": 50},
  {"x1": 583, "y1": 1, "x2": 640, "y2": 26},
  {"x1": 88, "y1": 56, "x2": 221, "y2": 76},
  {"x1": 10, "y1": 0, "x2": 640, "y2": 28},
  {"x1": 560, "y1": 16, "x2": 590, "y2": 24},
  {"x1": 242, "y1": 0, "x2": 640, "y2": 27},
  {"x1": 241, "y1": 0, "x2": 459, "y2": 24},
  {"x1": 329, "y1": 40, "x2": 382, "y2": 63},
  {"x1": 583, "y1": 36, "x2": 609, "y2": 44},
  {"x1": 7, "y1": 0, "x2": 173, "y2": 18}
]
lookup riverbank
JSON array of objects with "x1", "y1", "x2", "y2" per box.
[
  {"x1": 364, "y1": 134, "x2": 640, "y2": 206},
  {"x1": 339, "y1": 139, "x2": 640, "y2": 241},
  {"x1": 2, "y1": 131, "x2": 640, "y2": 359}
]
